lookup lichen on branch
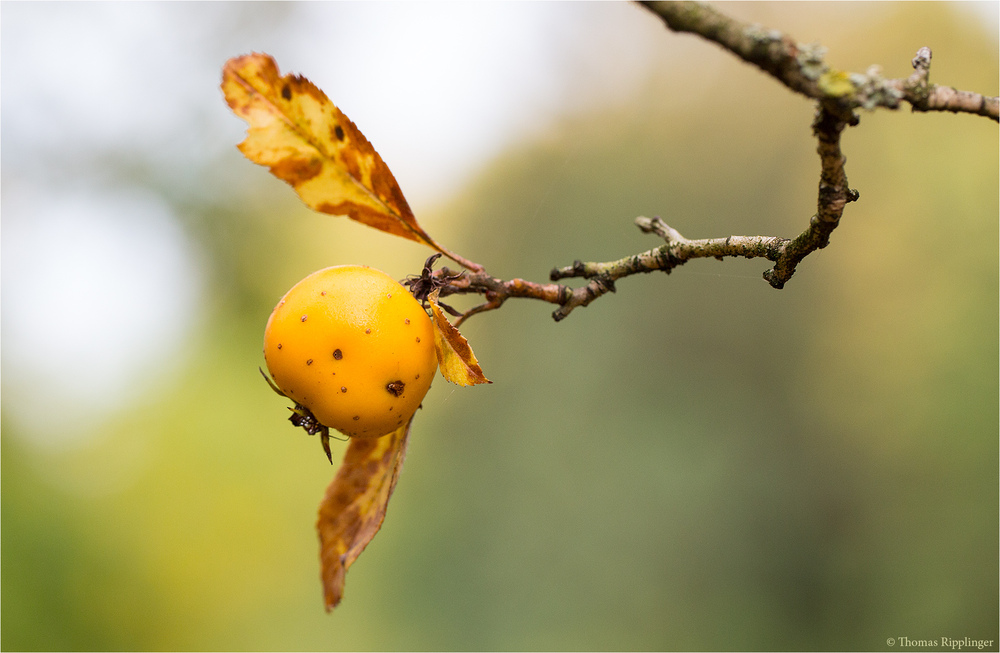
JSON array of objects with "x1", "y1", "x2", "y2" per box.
[
  {"x1": 439, "y1": 103, "x2": 859, "y2": 322},
  {"x1": 433, "y1": 1, "x2": 994, "y2": 322},
  {"x1": 888, "y1": 47, "x2": 1000, "y2": 120},
  {"x1": 638, "y1": 1, "x2": 999, "y2": 122}
]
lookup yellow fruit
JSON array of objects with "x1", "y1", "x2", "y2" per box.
[{"x1": 263, "y1": 265, "x2": 437, "y2": 439}]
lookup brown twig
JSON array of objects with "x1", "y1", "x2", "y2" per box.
[
  {"x1": 439, "y1": 103, "x2": 857, "y2": 321},
  {"x1": 887, "y1": 47, "x2": 999, "y2": 121},
  {"x1": 639, "y1": 1, "x2": 843, "y2": 112},
  {"x1": 638, "y1": 1, "x2": 999, "y2": 122},
  {"x1": 431, "y1": 268, "x2": 577, "y2": 324},
  {"x1": 434, "y1": 2, "x2": 992, "y2": 323}
]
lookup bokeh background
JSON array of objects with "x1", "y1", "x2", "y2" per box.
[{"x1": 2, "y1": 2, "x2": 997, "y2": 650}]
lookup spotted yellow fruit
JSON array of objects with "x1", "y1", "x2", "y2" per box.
[{"x1": 263, "y1": 265, "x2": 437, "y2": 439}]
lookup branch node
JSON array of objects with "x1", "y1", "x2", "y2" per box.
[
  {"x1": 467, "y1": 7, "x2": 992, "y2": 324},
  {"x1": 636, "y1": 215, "x2": 683, "y2": 242},
  {"x1": 911, "y1": 46, "x2": 932, "y2": 73},
  {"x1": 550, "y1": 260, "x2": 588, "y2": 281},
  {"x1": 762, "y1": 268, "x2": 786, "y2": 290}
]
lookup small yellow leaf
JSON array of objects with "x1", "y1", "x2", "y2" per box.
[
  {"x1": 316, "y1": 418, "x2": 412, "y2": 611},
  {"x1": 221, "y1": 53, "x2": 480, "y2": 270},
  {"x1": 428, "y1": 289, "x2": 491, "y2": 386}
]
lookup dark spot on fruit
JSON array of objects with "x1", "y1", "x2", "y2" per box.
[
  {"x1": 277, "y1": 343, "x2": 282, "y2": 350},
  {"x1": 335, "y1": 125, "x2": 345, "y2": 141},
  {"x1": 333, "y1": 349, "x2": 343, "y2": 360},
  {"x1": 415, "y1": 337, "x2": 420, "y2": 343},
  {"x1": 321, "y1": 291, "x2": 326, "y2": 296},
  {"x1": 301, "y1": 315, "x2": 308, "y2": 322},
  {"x1": 353, "y1": 415, "x2": 359, "y2": 421},
  {"x1": 415, "y1": 374, "x2": 420, "y2": 379},
  {"x1": 386, "y1": 381, "x2": 405, "y2": 397},
  {"x1": 341, "y1": 386, "x2": 347, "y2": 393},
  {"x1": 306, "y1": 359, "x2": 313, "y2": 365},
  {"x1": 281, "y1": 84, "x2": 291, "y2": 100},
  {"x1": 404, "y1": 318, "x2": 410, "y2": 325},
  {"x1": 387, "y1": 293, "x2": 392, "y2": 299},
  {"x1": 365, "y1": 328, "x2": 371, "y2": 334}
]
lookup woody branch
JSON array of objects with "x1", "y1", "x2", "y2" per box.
[
  {"x1": 638, "y1": 1, "x2": 999, "y2": 122},
  {"x1": 437, "y1": 1, "x2": 995, "y2": 323}
]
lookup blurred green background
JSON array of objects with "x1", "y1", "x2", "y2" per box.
[{"x1": 2, "y1": 2, "x2": 997, "y2": 651}]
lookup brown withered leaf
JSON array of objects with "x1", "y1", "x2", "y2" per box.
[
  {"x1": 317, "y1": 417, "x2": 412, "y2": 611},
  {"x1": 221, "y1": 53, "x2": 480, "y2": 270},
  {"x1": 428, "y1": 289, "x2": 491, "y2": 387}
]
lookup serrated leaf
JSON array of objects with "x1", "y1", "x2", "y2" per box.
[
  {"x1": 316, "y1": 418, "x2": 412, "y2": 611},
  {"x1": 221, "y1": 53, "x2": 479, "y2": 270},
  {"x1": 428, "y1": 289, "x2": 491, "y2": 387}
]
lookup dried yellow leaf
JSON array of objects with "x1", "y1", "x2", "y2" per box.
[
  {"x1": 316, "y1": 417, "x2": 412, "y2": 611},
  {"x1": 222, "y1": 53, "x2": 479, "y2": 269},
  {"x1": 428, "y1": 289, "x2": 491, "y2": 387}
]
